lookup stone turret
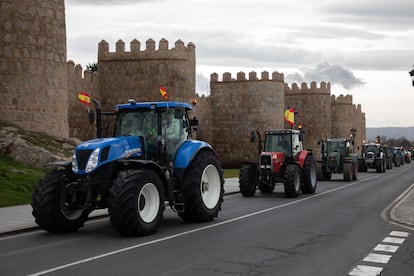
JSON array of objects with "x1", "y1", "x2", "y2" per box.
[{"x1": 0, "y1": 0, "x2": 69, "y2": 137}]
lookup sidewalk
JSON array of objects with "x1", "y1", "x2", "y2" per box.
[{"x1": 0, "y1": 178, "x2": 241, "y2": 235}]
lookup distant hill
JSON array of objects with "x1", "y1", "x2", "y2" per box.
[{"x1": 366, "y1": 127, "x2": 414, "y2": 141}]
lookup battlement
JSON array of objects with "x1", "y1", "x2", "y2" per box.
[
  {"x1": 210, "y1": 71, "x2": 284, "y2": 82},
  {"x1": 332, "y1": 94, "x2": 353, "y2": 105},
  {"x1": 98, "y1": 38, "x2": 195, "y2": 61},
  {"x1": 285, "y1": 81, "x2": 331, "y2": 95},
  {"x1": 67, "y1": 60, "x2": 95, "y2": 81}
]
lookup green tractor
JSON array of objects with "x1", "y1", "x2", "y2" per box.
[{"x1": 317, "y1": 138, "x2": 358, "y2": 181}]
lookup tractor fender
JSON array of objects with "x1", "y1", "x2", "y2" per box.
[
  {"x1": 116, "y1": 159, "x2": 166, "y2": 182},
  {"x1": 174, "y1": 140, "x2": 215, "y2": 169},
  {"x1": 296, "y1": 150, "x2": 311, "y2": 168}
]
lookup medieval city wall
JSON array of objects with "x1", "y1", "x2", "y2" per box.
[
  {"x1": 209, "y1": 71, "x2": 285, "y2": 167},
  {"x1": 97, "y1": 38, "x2": 196, "y2": 112},
  {"x1": 66, "y1": 61, "x2": 100, "y2": 140},
  {"x1": 285, "y1": 82, "x2": 332, "y2": 156},
  {"x1": 0, "y1": 0, "x2": 69, "y2": 137}
]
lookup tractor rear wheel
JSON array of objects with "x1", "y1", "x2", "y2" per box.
[
  {"x1": 302, "y1": 155, "x2": 317, "y2": 194},
  {"x1": 239, "y1": 163, "x2": 258, "y2": 197},
  {"x1": 178, "y1": 151, "x2": 224, "y2": 222},
  {"x1": 109, "y1": 169, "x2": 164, "y2": 236},
  {"x1": 31, "y1": 170, "x2": 90, "y2": 233},
  {"x1": 343, "y1": 162, "x2": 353, "y2": 181},
  {"x1": 284, "y1": 164, "x2": 301, "y2": 198}
]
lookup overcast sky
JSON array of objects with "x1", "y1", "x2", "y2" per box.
[{"x1": 65, "y1": 0, "x2": 414, "y2": 128}]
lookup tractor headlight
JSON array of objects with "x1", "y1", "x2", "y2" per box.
[
  {"x1": 85, "y1": 148, "x2": 100, "y2": 173},
  {"x1": 72, "y1": 152, "x2": 78, "y2": 173}
]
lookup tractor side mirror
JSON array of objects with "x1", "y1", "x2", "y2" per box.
[
  {"x1": 250, "y1": 131, "x2": 256, "y2": 142},
  {"x1": 299, "y1": 133, "x2": 304, "y2": 142}
]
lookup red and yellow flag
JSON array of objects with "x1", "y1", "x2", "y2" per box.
[
  {"x1": 284, "y1": 107, "x2": 295, "y2": 126},
  {"x1": 78, "y1": 91, "x2": 91, "y2": 106},
  {"x1": 159, "y1": 86, "x2": 168, "y2": 100}
]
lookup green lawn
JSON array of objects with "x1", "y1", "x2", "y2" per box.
[
  {"x1": 0, "y1": 154, "x2": 46, "y2": 207},
  {"x1": 223, "y1": 169, "x2": 239, "y2": 178}
]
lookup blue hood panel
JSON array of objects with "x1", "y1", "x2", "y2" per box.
[{"x1": 74, "y1": 136, "x2": 142, "y2": 174}]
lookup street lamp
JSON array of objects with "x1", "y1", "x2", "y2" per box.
[
  {"x1": 409, "y1": 66, "x2": 414, "y2": 86},
  {"x1": 349, "y1": 128, "x2": 357, "y2": 152}
]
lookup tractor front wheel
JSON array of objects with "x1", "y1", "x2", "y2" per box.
[
  {"x1": 31, "y1": 170, "x2": 90, "y2": 233},
  {"x1": 109, "y1": 169, "x2": 164, "y2": 236},
  {"x1": 178, "y1": 151, "x2": 224, "y2": 222},
  {"x1": 302, "y1": 155, "x2": 317, "y2": 194},
  {"x1": 239, "y1": 163, "x2": 258, "y2": 197},
  {"x1": 284, "y1": 164, "x2": 301, "y2": 198},
  {"x1": 343, "y1": 162, "x2": 353, "y2": 181}
]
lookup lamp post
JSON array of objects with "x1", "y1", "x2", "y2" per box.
[
  {"x1": 349, "y1": 127, "x2": 357, "y2": 152},
  {"x1": 409, "y1": 67, "x2": 414, "y2": 86}
]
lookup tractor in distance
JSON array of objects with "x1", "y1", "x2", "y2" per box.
[
  {"x1": 383, "y1": 145, "x2": 393, "y2": 170},
  {"x1": 358, "y1": 142, "x2": 386, "y2": 173},
  {"x1": 239, "y1": 128, "x2": 317, "y2": 198},
  {"x1": 31, "y1": 100, "x2": 224, "y2": 236},
  {"x1": 317, "y1": 138, "x2": 358, "y2": 181}
]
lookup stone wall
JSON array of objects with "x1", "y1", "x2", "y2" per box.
[
  {"x1": 208, "y1": 71, "x2": 285, "y2": 167},
  {"x1": 97, "y1": 38, "x2": 196, "y2": 112},
  {"x1": 0, "y1": 0, "x2": 69, "y2": 137}
]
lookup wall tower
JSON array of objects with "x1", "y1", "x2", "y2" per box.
[{"x1": 0, "y1": 0, "x2": 69, "y2": 137}]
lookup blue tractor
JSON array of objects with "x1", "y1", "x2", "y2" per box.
[{"x1": 32, "y1": 100, "x2": 224, "y2": 236}]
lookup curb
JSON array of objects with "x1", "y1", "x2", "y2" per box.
[{"x1": 384, "y1": 183, "x2": 414, "y2": 230}]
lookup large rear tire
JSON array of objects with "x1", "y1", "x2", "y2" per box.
[
  {"x1": 284, "y1": 164, "x2": 301, "y2": 198},
  {"x1": 31, "y1": 170, "x2": 90, "y2": 233},
  {"x1": 343, "y1": 162, "x2": 353, "y2": 181},
  {"x1": 239, "y1": 163, "x2": 258, "y2": 197},
  {"x1": 109, "y1": 169, "x2": 164, "y2": 236},
  {"x1": 302, "y1": 155, "x2": 317, "y2": 194},
  {"x1": 178, "y1": 151, "x2": 224, "y2": 222}
]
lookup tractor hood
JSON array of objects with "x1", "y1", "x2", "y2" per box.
[{"x1": 72, "y1": 136, "x2": 142, "y2": 174}]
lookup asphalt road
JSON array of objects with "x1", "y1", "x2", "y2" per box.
[{"x1": 1, "y1": 164, "x2": 413, "y2": 276}]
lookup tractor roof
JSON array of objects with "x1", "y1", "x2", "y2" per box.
[
  {"x1": 265, "y1": 129, "x2": 300, "y2": 135},
  {"x1": 115, "y1": 101, "x2": 193, "y2": 111},
  {"x1": 327, "y1": 138, "x2": 347, "y2": 142}
]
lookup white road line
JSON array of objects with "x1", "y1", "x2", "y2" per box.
[
  {"x1": 27, "y1": 174, "x2": 384, "y2": 276},
  {"x1": 373, "y1": 244, "x2": 399, "y2": 253},
  {"x1": 348, "y1": 265, "x2": 383, "y2": 276},
  {"x1": 382, "y1": 237, "x2": 405, "y2": 244},
  {"x1": 389, "y1": 231, "x2": 409, "y2": 238},
  {"x1": 363, "y1": 253, "x2": 392, "y2": 264}
]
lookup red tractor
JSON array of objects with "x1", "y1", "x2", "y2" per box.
[{"x1": 239, "y1": 129, "x2": 317, "y2": 198}]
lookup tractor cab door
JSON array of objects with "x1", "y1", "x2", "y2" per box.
[{"x1": 162, "y1": 108, "x2": 188, "y2": 162}]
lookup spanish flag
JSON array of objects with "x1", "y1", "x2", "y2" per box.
[
  {"x1": 159, "y1": 86, "x2": 168, "y2": 101},
  {"x1": 284, "y1": 107, "x2": 294, "y2": 126},
  {"x1": 78, "y1": 92, "x2": 91, "y2": 106}
]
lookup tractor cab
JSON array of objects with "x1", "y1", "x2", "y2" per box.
[
  {"x1": 263, "y1": 129, "x2": 303, "y2": 159},
  {"x1": 114, "y1": 101, "x2": 193, "y2": 163}
]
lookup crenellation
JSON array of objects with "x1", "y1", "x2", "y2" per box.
[
  {"x1": 237, "y1": 72, "x2": 246, "y2": 80},
  {"x1": 116, "y1": 39, "x2": 125, "y2": 53},
  {"x1": 249, "y1": 71, "x2": 258, "y2": 80},
  {"x1": 211, "y1": 71, "x2": 285, "y2": 83},
  {"x1": 285, "y1": 81, "x2": 331, "y2": 95},
  {"x1": 333, "y1": 94, "x2": 353, "y2": 105},
  {"x1": 97, "y1": 38, "x2": 195, "y2": 61}
]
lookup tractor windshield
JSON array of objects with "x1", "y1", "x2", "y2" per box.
[
  {"x1": 365, "y1": 145, "x2": 379, "y2": 154},
  {"x1": 264, "y1": 134, "x2": 292, "y2": 157},
  {"x1": 327, "y1": 141, "x2": 346, "y2": 156},
  {"x1": 114, "y1": 108, "x2": 189, "y2": 162}
]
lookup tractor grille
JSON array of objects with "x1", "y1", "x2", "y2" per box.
[
  {"x1": 76, "y1": 150, "x2": 92, "y2": 170},
  {"x1": 260, "y1": 154, "x2": 271, "y2": 167}
]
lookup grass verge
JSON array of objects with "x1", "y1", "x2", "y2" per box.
[{"x1": 0, "y1": 154, "x2": 47, "y2": 207}]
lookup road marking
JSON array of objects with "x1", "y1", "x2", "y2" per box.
[
  {"x1": 363, "y1": 253, "x2": 392, "y2": 264},
  {"x1": 389, "y1": 231, "x2": 409, "y2": 238},
  {"x1": 382, "y1": 237, "x2": 405, "y2": 244},
  {"x1": 28, "y1": 174, "x2": 385, "y2": 276},
  {"x1": 373, "y1": 244, "x2": 399, "y2": 253},
  {"x1": 349, "y1": 231, "x2": 410, "y2": 275},
  {"x1": 349, "y1": 265, "x2": 383, "y2": 276}
]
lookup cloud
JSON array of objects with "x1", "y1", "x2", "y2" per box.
[{"x1": 285, "y1": 63, "x2": 365, "y2": 90}]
